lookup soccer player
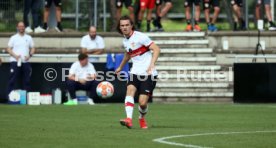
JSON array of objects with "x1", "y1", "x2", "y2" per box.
[
  {"x1": 116, "y1": 0, "x2": 135, "y2": 22},
  {"x1": 137, "y1": 0, "x2": 155, "y2": 32},
  {"x1": 6, "y1": 22, "x2": 35, "y2": 98},
  {"x1": 203, "y1": 0, "x2": 220, "y2": 32},
  {"x1": 255, "y1": 0, "x2": 276, "y2": 30},
  {"x1": 115, "y1": 15, "x2": 160, "y2": 129},
  {"x1": 43, "y1": 0, "x2": 63, "y2": 32},
  {"x1": 152, "y1": 0, "x2": 173, "y2": 31},
  {"x1": 184, "y1": 0, "x2": 201, "y2": 31},
  {"x1": 231, "y1": 0, "x2": 246, "y2": 31}
]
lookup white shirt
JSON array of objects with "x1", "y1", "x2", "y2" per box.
[
  {"x1": 8, "y1": 33, "x2": 34, "y2": 62},
  {"x1": 81, "y1": 35, "x2": 105, "y2": 62},
  {"x1": 69, "y1": 61, "x2": 96, "y2": 80},
  {"x1": 123, "y1": 31, "x2": 158, "y2": 76}
]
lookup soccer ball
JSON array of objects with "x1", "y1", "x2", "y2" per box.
[{"x1": 96, "y1": 81, "x2": 114, "y2": 99}]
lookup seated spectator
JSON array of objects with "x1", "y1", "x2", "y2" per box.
[
  {"x1": 255, "y1": 0, "x2": 276, "y2": 30},
  {"x1": 116, "y1": 0, "x2": 135, "y2": 22},
  {"x1": 137, "y1": 0, "x2": 155, "y2": 32},
  {"x1": 24, "y1": 0, "x2": 46, "y2": 33},
  {"x1": 231, "y1": 0, "x2": 246, "y2": 30},
  {"x1": 81, "y1": 26, "x2": 105, "y2": 62},
  {"x1": 184, "y1": 0, "x2": 201, "y2": 31},
  {"x1": 203, "y1": 0, "x2": 220, "y2": 32},
  {"x1": 64, "y1": 53, "x2": 99, "y2": 105},
  {"x1": 152, "y1": 0, "x2": 173, "y2": 32},
  {"x1": 43, "y1": 0, "x2": 63, "y2": 32}
]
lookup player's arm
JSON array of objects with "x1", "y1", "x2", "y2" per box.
[
  {"x1": 6, "y1": 47, "x2": 20, "y2": 61},
  {"x1": 115, "y1": 52, "x2": 131, "y2": 74},
  {"x1": 68, "y1": 74, "x2": 76, "y2": 81},
  {"x1": 147, "y1": 43, "x2": 160, "y2": 74},
  {"x1": 82, "y1": 48, "x2": 104, "y2": 55}
]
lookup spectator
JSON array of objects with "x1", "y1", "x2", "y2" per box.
[
  {"x1": 116, "y1": 0, "x2": 135, "y2": 22},
  {"x1": 255, "y1": 0, "x2": 276, "y2": 30},
  {"x1": 152, "y1": 0, "x2": 173, "y2": 32},
  {"x1": 184, "y1": 0, "x2": 201, "y2": 31},
  {"x1": 43, "y1": 0, "x2": 63, "y2": 32},
  {"x1": 203, "y1": 0, "x2": 220, "y2": 32},
  {"x1": 231, "y1": 0, "x2": 246, "y2": 31},
  {"x1": 6, "y1": 22, "x2": 35, "y2": 98},
  {"x1": 24, "y1": 0, "x2": 46, "y2": 33},
  {"x1": 64, "y1": 53, "x2": 99, "y2": 105},
  {"x1": 137, "y1": 0, "x2": 155, "y2": 32},
  {"x1": 0, "y1": 58, "x2": 2, "y2": 65},
  {"x1": 81, "y1": 26, "x2": 105, "y2": 62}
]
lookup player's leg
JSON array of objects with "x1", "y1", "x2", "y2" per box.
[
  {"x1": 193, "y1": 0, "x2": 201, "y2": 31},
  {"x1": 255, "y1": 0, "x2": 261, "y2": 21},
  {"x1": 7, "y1": 62, "x2": 20, "y2": 99},
  {"x1": 160, "y1": 0, "x2": 172, "y2": 17},
  {"x1": 116, "y1": 0, "x2": 123, "y2": 22},
  {"x1": 153, "y1": 0, "x2": 162, "y2": 30},
  {"x1": 54, "y1": 0, "x2": 63, "y2": 32},
  {"x1": 64, "y1": 80, "x2": 80, "y2": 105},
  {"x1": 203, "y1": 0, "x2": 211, "y2": 30},
  {"x1": 210, "y1": 0, "x2": 220, "y2": 31},
  {"x1": 120, "y1": 74, "x2": 138, "y2": 129},
  {"x1": 138, "y1": 0, "x2": 147, "y2": 30},
  {"x1": 86, "y1": 80, "x2": 99, "y2": 105},
  {"x1": 137, "y1": 75, "x2": 157, "y2": 129},
  {"x1": 120, "y1": 85, "x2": 137, "y2": 128},
  {"x1": 184, "y1": 0, "x2": 192, "y2": 31},
  {"x1": 146, "y1": 0, "x2": 155, "y2": 32},
  {"x1": 43, "y1": 0, "x2": 51, "y2": 30},
  {"x1": 22, "y1": 63, "x2": 32, "y2": 92},
  {"x1": 263, "y1": 0, "x2": 276, "y2": 30},
  {"x1": 32, "y1": 0, "x2": 45, "y2": 33},
  {"x1": 125, "y1": 0, "x2": 135, "y2": 22},
  {"x1": 23, "y1": 0, "x2": 32, "y2": 33},
  {"x1": 138, "y1": 94, "x2": 149, "y2": 129}
]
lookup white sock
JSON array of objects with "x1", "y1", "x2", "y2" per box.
[
  {"x1": 125, "y1": 96, "x2": 134, "y2": 119},
  {"x1": 139, "y1": 105, "x2": 148, "y2": 119}
]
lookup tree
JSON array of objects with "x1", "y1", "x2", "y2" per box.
[{"x1": 109, "y1": 0, "x2": 117, "y2": 31}]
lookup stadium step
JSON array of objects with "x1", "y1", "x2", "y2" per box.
[
  {"x1": 156, "y1": 65, "x2": 221, "y2": 71},
  {"x1": 161, "y1": 48, "x2": 213, "y2": 54},
  {"x1": 155, "y1": 40, "x2": 209, "y2": 45},
  {"x1": 146, "y1": 32, "x2": 205, "y2": 37},
  {"x1": 157, "y1": 57, "x2": 216, "y2": 62},
  {"x1": 156, "y1": 83, "x2": 230, "y2": 88}
]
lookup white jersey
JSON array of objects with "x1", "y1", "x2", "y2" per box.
[
  {"x1": 123, "y1": 31, "x2": 157, "y2": 76},
  {"x1": 8, "y1": 33, "x2": 34, "y2": 62},
  {"x1": 69, "y1": 61, "x2": 96, "y2": 80}
]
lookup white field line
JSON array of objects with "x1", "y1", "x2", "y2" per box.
[{"x1": 153, "y1": 130, "x2": 276, "y2": 148}]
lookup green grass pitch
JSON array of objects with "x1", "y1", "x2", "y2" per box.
[{"x1": 0, "y1": 103, "x2": 276, "y2": 148}]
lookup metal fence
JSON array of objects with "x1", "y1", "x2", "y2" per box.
[
  {"x1": 0, "y1": 0, "x2": 108, "y2": 32},
  {"x1": 0, "y1": 0, "x2": 275, "y2": 32}
]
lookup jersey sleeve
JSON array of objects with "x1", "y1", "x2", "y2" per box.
[
  {"x1": 140, "y1": 33, "x2": 153, "y2": 47},
  {"x1": 88, "y1": 64, "x2": 96, "y2": 75},
  {"x1": 8, "y1": 36, "x2": 14, "y2": 48},
  {"x1": 69, "y1": 63, "x2": 77, "y2": 75},
  {"x1": 29, "y1": 37, "x2": 34, "y2": 48},
  {"x1": 80, "y1": 36, "x2": 87, "y2": 48},
  {"x1": 96, "y1": 36, "x2": 105, "y2": 49}
]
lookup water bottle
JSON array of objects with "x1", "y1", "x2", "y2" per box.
[
  {"x1": 53, "y1": 88, "x2": 62, "y2": 104},
  {"x1": 17, "y1": 57, "x2": 21, "y2": 67}
]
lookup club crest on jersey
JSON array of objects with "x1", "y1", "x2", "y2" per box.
[{"x1": 131, "y1": 42, "x2": 135, "y2": 49}]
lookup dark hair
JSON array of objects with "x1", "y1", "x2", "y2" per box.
[
  {"x1": 117, "y1": 15, "x2": 135, "y2": 34},
  {"x1": 78, "y1": 53, "x2": 88, "y2": 61}
]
